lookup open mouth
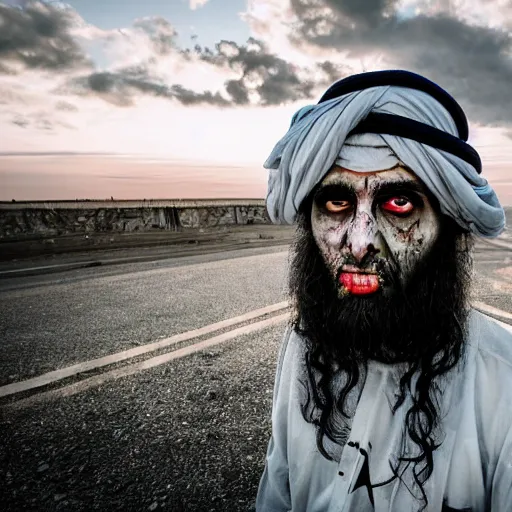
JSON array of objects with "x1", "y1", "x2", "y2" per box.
[{"x1": 339, "y1": 268, "x2": 380, "y2": 295}]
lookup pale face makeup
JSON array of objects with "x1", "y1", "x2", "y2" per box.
[{"x1": 311, "y1": 166, "x2": 442, "y2": 296}]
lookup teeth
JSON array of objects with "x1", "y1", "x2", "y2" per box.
[
  {"x1": 353, "y1": 274, "x2": 367, "y2": 286},
  {"x1": 340, "y1": 272, "x2": 379, "y2": 294}
]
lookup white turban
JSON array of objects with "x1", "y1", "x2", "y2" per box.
[{"x1": 265, "y1": 86, "x2": 505, "y2": 238}]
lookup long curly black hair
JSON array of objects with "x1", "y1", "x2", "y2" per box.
[{"x1": 289, "y1": 197, "x2": 473, "y2": 511}]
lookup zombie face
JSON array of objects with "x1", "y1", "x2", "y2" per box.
[{"x1": 311, "y1": 166, "x2": 441, "y2": 296}]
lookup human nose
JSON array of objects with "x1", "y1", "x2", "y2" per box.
[{"x1": 345, "y1": 210, "x2": 381, "y2": 264}]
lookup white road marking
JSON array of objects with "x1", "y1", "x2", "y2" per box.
[
  {"x1": 0, "y1": 262, "x2": 95, "y2": 275},
  {"x1": 0, "y1": 301, "x2": 289, "y2": 398},
  {"x1": 473, "y1": 301, "x2": 512, "y2": 322},
  {"x1": 2, "y1": 300, "x2": 510, "y2": 405},
  {"x1": 3, "y1": 312, "x2": 290, "y2": 409}
]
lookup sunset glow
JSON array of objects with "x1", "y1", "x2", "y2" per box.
[{"x1": 1, "y1": 0, "x2": 512, "y2": 204}]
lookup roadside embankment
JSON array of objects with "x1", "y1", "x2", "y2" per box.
[{"x1": 0, "y1": 199, "x2": 284, "y2": 266}]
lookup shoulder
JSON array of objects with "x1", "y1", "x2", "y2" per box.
[
  {"x1": 467, "y1": 310, "x2": 512, "y2": 432},
  {"x1": 280, "y1": 328, "x2": 309, "y2": 372},
  {"x1": 469, "y1": 309, "x2": 512, "y2": 371},
  {"x1": 273, "y1": 327, "x2": 308, "y2": 389},
  {"x1": 462, "y1": 311, "x2": 512, "y2": 465}
]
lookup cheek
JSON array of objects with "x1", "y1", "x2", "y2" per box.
[
  {"x1": 380, "y1": 212, "x2": 440, "y2": 270},
  {"x1": 312, "y1": 216, "x2": 348, "y2": 275}
]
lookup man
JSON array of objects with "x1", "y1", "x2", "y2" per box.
[{"x1": 255, "y1": 70, "x2": 511, "y2": 512}]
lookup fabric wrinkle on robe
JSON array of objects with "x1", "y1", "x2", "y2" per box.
[{"x1": 255, "y1": 311, "x2": 512, "y2": 511}]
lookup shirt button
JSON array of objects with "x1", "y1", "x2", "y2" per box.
[{"x1": 338, "y1": 471, "x2": 344, "y2": 477}]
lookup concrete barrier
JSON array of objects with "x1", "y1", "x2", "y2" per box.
[{"x1": 0, "y1": 199, "x2": 270, "y2": 239}]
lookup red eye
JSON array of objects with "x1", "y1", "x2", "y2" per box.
[{"x1": 381, "y1": 197, "x2": 414, "y2": 215}]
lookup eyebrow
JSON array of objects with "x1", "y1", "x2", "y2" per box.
[
  {"x1": 313, "y1": 183, "x2": 356, "y2": 201},
  {"x1": 315, "y1": 178, "x2": 425, "y2": 199},
  {"x1": 373, "y1": 179, "x2": 426, "y2": 197}
]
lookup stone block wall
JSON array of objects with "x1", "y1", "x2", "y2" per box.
[
  {"x1": 0, "y1": 201, "x2": 270, "y2": 239},
  {"x1": 178, "y1": 206, "x2": 268, "y2": 228}
]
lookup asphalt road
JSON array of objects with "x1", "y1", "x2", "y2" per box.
[
  {"x1": 0, "y1": 245, "x2": 290, "y2": 386},
  {"x1": 1, "y1": 236, "x2": 511, "y2": 512}
]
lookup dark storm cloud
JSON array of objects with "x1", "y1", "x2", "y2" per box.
[
  {"x1": 225, "y1": 79, "x2": 250, "y2": 105},
  {"x1": 168, "y1": 84, "x2": 230, "y2": 106},
  {"x1": 132, "y1": 16, "x2": 178, "y2": 55},
  {"x1": 0, "y1": 2, "x2": 347, "y2": 108},
  {"x1": 71, "y1": 37, "x2": 347, "y2": 107},
  {"x1": 186, "y1": 37, "x2": 349, "y2": 105},
  {"x1": 292, "y1": 0, "x2": 400, "y2": 26},
  {"x1": 0, "y1": 1, "x2": 91, "y2": 72},
  {"x1": 288, "y1": 0, "x2": 512, "y2": 126},
  {"x1": 69, "y1": 68, "x2": 231, "y2": 107}
]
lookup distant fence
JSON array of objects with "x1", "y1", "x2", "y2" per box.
[{"x1": 0, "y1": 199, "x2": 270, "y2": 239}]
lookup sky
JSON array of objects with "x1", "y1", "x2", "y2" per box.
[{"x1": 1, "y1": 0, "x2": 512, "y2": 203}]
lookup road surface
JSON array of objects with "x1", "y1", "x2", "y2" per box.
[{"x1": 1, "y1": 237, "x2": 511, "y2": 511}]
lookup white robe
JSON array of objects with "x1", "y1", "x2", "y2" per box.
[{"x1": 256, "y1": 310, "x2": 512, "y2": 511}]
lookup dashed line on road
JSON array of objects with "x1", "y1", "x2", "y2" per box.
[
  {"x1": 0, "y1": 301, "x2": 289, "y2": 399},
  {"x1": 2, "y1": 312, "x2": 290, "y2": 410}
]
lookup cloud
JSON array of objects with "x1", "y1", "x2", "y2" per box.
[
  {"x1": 189, "y1": 0, "x2": 210, "y2": 10},
  {"x1": 67, "y1": 37, "x2": 348, "y2": 107},
  {"x1": 2, "y1": 0, "x2": 512, "y2": 130},
  {"x1": 395, "y1": 0, "x2": 512, "y2": 30},
  {"x1": 55, "y1": 100, "x2": 78, "y2": 111},
  {"x1": 12, "y1": 114, "x2": 29, "y2": 127},
  {"x1": 66, "y1": 68, "x2": 231, "y2": 107},
  {"x1": 169, "y1": 84, "x2": 230, "y2": 106},
  {"x1": 249, "y1": 0, "x2": 512, "y2": 126},
  {"x1": 0, "y1": 0, "x2": 91, "y2": 73},
  {"x1": 184, "y1": 37, "x2": 350, "y2": 105},
  {"x1": 131, "y1": 16, "x2": 178, "y2": 55},
  {"x1": 8, "y1": 110, "x2": 74, "y2": 130},
  {"x1": 0, "y1": 2, "x2": 348, "y2": 110}
]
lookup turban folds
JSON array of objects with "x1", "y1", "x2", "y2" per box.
[{"x1": 265, "y1": 70, "x2": 505, "y2": 238}]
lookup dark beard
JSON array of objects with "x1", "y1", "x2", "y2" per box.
[{"x1": 289, "y1": 205, "x2": 473, "y2": 510}]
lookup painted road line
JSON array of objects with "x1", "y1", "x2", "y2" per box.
[
  {"x1": 0, "y1": 261, "x2": 101, "y2": 276},
  {"x1": 473, "y1": 301, "x2": 512, "y2": 322},
  {"x1": 2, "y1": 299, "x2": 508, "y2": 400},
  {"x1": 3, "y1": 312, "x2": 290, "y2": 409},
  {"x1": 0, "y1": 301, "x2": 289, "y2": 398}
]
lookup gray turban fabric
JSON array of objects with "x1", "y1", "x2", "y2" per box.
[{"x1": 265, "y1": 85, "x2": 505, "y2": 238}]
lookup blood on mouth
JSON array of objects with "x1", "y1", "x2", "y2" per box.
[{"x1": 339, "y1": 272, "x2": 380, "y2": 295}]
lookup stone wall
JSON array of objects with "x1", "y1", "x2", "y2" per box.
[
  {"x1": 178, "y1": 205, "x2": 268, "y2": 228},
  {"x1": 0, "y1": 200, "x2": 270, "y2": 239}
]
